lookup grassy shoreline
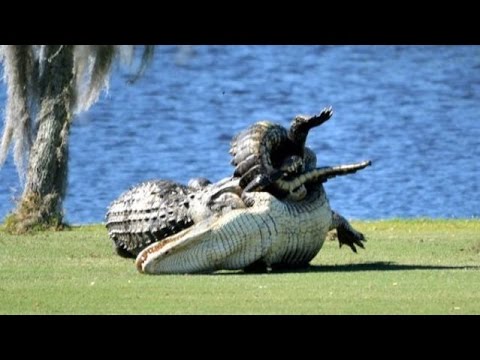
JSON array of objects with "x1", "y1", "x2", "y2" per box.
[{"x1": 1, "y1": 219, "x2": 479, "y2": 314}]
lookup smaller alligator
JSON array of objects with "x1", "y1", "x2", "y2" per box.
[{"x1": 230, "y1": 107, "x2": 333, "y2": 203}]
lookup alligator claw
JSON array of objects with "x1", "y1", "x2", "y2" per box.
[{"x1": 332, "y1": 211, "x2": 366, "y2": 253}]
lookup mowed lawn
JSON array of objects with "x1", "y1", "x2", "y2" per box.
[{"x1": 1, "y1": 220, "x2": 479, "y2": 314}]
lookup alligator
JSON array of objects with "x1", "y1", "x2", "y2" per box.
[
  {"x1": 106, "y1": 160, "x2": 369, "y2": 261},
  {"x1": 106, "y1": 107, "x2": 371, "y2": 273},
  {"x1": 136, "y1": 180, "x2": 367, "y2": 274}
]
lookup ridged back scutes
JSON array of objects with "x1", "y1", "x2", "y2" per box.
[
  {"x1": 230, "y1": 121, "x2": 289, "y2": 176},
  {"x1": 105, "y1": 179, "x2": 194, "y2": 255}
]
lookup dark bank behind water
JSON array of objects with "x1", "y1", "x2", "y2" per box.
[{"x1": 0, "y1": 45, "x2": 479, "y2": 224}]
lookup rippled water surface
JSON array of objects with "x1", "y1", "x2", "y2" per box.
[{"x1": 1, "y1": 45, "x2": 479, "y2": 223}]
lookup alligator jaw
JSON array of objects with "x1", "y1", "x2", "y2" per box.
[
  {"x1": 136, "y1": 192, "x2": 276, "y2": 274},
  {"x1": 276, "y1": 160, "x2": 372, "y2": 193},
  {"x1": 136, "y1": 216, "x2": 218, "y2": 274}
]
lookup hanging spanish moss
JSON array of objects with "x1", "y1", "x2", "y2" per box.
[
  {"x1": 72, "y1": 45, "x2": 154, "y2": 113},
  {"x1": 0, "y1": 45, "x2": 154, "y2": 233},
  {"x1": 0, "y1": 46, "x2": 38, "y2": 178}
]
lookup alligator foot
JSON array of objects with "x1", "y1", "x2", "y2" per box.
[{"x1": 330, "y1": 211, "x2": 366, "y2": 253}]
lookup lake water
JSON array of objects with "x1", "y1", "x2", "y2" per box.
[{"x1": 0, "y1": 45, "x2": 479, "y2": 223}]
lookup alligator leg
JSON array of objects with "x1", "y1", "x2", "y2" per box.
[{"x1": 330, "y1": 211, "x2": 366, "y2": 253}]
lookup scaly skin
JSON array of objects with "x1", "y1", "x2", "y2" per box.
[
  {"x1": 136, "y1": 183, "x2": 367, "y2": 274},
  {"x1": 108, "y1": 106, "x2": 371, "y2": 271},
  {"x1": 229, "y1": 107, "x2": 333, "y2": 199},
  {"x1": 107, "y1": 158, "x2": 370, "y2": 261},
  {"x1": 105, "y1": 177, "x2": 245, "y2": 258},
  {"x1": 136, "y1": 185, "x2": 332, "y2": 274}
]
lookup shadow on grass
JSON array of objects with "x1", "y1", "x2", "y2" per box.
[
  {"x1": 211, "y1": 261, "x2": 480, "y2": 276},
  {"x1": 299, "y1": 262, "x2": 480, "y2": 273}
]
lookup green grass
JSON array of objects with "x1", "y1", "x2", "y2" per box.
[{"x1": 1, "y1": 219, "x2": 479, "y2": 314}]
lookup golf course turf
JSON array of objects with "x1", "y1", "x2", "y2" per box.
[{"x1": 1, "y1": 219, "x2": 479, "y2": 314}]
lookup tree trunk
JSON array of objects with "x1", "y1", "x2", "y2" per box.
[{"x1": 9, "y1": 45, "x2": 74, "y2": 232}]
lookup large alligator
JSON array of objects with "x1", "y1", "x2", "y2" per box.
[
  {"x1": 106, "y1": 107, "x2": 371, "y2": 273},
  {"x1": 105, "y1": 160, "x2": 369, "y2": 259},
  {"x1": 135, "y1": 183, "x2": 366, "y2": 274}
]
